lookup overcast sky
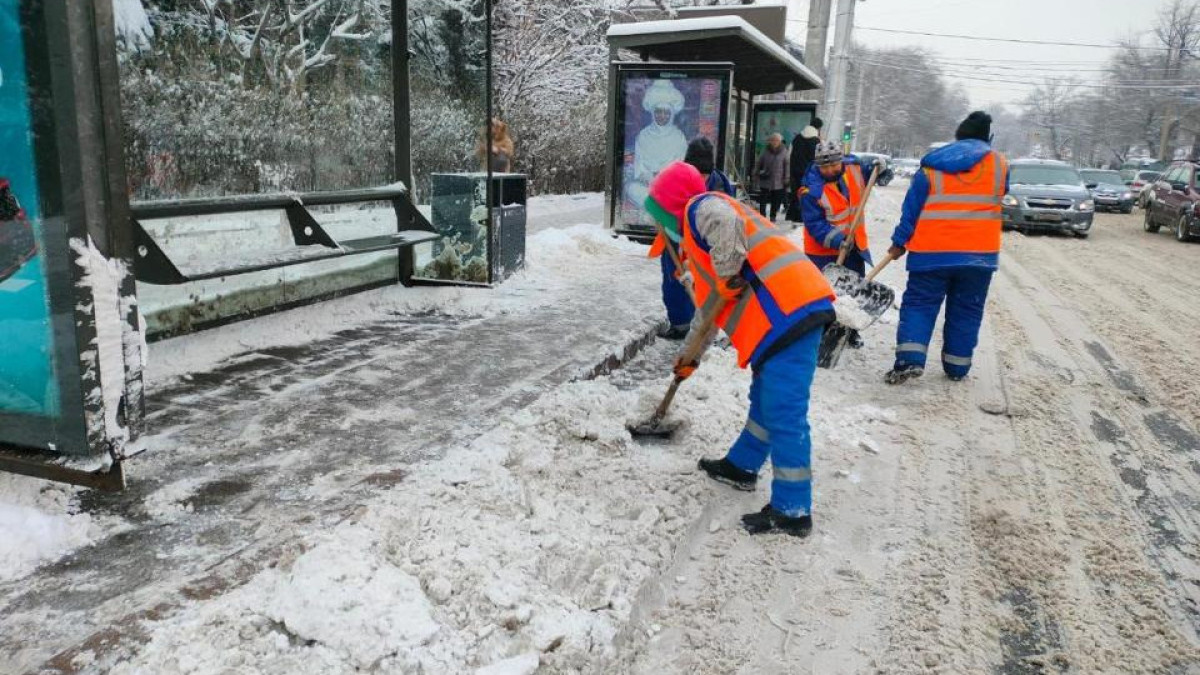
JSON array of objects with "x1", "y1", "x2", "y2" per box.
[{"x1": 785, "y1": 0, "x2": 1171, "y2": 112}]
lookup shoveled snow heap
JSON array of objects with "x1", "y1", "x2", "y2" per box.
[
  {"x1": 0, "y1": 474, "x2": 124, "y2": 584},
  {"x1": 93, "y1": 341, "x2": 897, "y2": 674}
]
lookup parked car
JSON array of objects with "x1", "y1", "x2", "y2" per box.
[
  {"x1": 1079, "y1": 169, "x2": 1134, "y2": 213},
  {"x1": 893, "y1": 158, "x2": 920, "y2": 178},
  {"x1": 1001, "y1": 159, "x2": 1094, "y2": 238},
  {"x1": 855, "y1": 152, "x2": 895, "y2": 186},
  {"x1": 0, "y1": 178, "x2": 38, "y2": 285},
  {"x1": 1129, "y1": 170, "x2": 1162, "y2": 208},
  {"x1": 1119, "y1": 158, "x2": 1166, "y2": 184},
  {"x1": 1144, "y1": 160, "x2": 1200, "y2": 242}
]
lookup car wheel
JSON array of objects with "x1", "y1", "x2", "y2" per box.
[
  {"x1": 1075, "y1": 230, "x2": 1090, "y2": 239},
  {"x1": 1177, "y1": 215, "x2": 1193, "y2": 242},
  {"x1": 1121, "y1": 206, "x2": 1133, "y2": 214},
  {"x1": 1144, "y1": 208, "x2": 1160, "y2": 233}
]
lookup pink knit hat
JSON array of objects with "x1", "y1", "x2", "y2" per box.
[{"x1": 646, "y1": 161, "x2": 706, "y2": 235}]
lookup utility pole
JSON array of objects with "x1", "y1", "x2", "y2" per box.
[
  {"x1": 851, "y1": 62, "x2": 865, "y2": 153},
  {"x1": 824, "y1": 0, "x2": 860, "y2": 144},
  {"x1": 803, "y1": 0, "x2": 833, "y2": 91}
]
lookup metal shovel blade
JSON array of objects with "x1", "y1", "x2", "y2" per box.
[
  {"x1": 825, "y1": 264, "x2": 895, "y2": 331},
  {"x1": 817, "y1": 322, "x2": 850, "y2": 369},
  {"x1": 628, "y1": 417, "x2": 681, "y2": 439},
  {"x1": 852, "y1": 281, "x2": 895, "y2": 327},
  {"x1": 823, "y1": 263, "x2": 861, "y2": 297}
]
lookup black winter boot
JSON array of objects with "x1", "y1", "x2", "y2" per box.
[
  {"x1": 848, "y1": 330, "x2": 864, "y2": 349},
  {"x1": 742, "y1": 505, "x2": 813, "y2": 537},
  {"x1": 698, "y1": 457, "x2": 757, "y2": 491},
  {"x1": 657, "y1": 323, "x2": 690, "y2": 341},
  {"x1": 884, "y1": 364, "x2": 924, "y2": 385}
]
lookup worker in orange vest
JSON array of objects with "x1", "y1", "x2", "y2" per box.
[
  {"x1": 799, "y1": 141, "x2": 879, "y2": 348},
  {"x1": 646, "y1": 161, "x2": 837, "y2": 537},
  {"x1": 799, "y1": 140, "x2": 877, "y2": 274},
  {"x1": 886, "y1": 111, "x2": 1009, "y2": 384}
]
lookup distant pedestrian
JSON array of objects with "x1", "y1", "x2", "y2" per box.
[
  {"x1": 754, "y1": 133, "x2": 790, "y2": 221},
  {"x1": 684, "y1": 137, "x2": 735, "y2": 196},
  {"x1": 885, "y1": 111, "x2": 1009, "y2": 384},
  {"x1": 476, "y1": 118, "x2": 515, "y2": 173},
  {"x1": 788, "y1": 116, "x2": 823, "y2": 221}
]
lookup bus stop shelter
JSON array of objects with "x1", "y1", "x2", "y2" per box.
[{"x1": 605, "y1": 15, "x2": 823, "y2": 236}]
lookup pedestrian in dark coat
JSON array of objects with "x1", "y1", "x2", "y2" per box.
[
  {"x1": 754, "y1": 133, "x2": 790, "y2": 221},
  {"x1": 787, "y1": 117, "x2": 823, "y2": 221}
]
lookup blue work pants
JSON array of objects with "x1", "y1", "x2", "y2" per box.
[{"x1": 726, "y1": 327, "x2": 821, "y2": 517}]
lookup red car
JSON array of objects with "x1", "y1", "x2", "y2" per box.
[
  {"x1": 0, "y1": 178, "x2": 39, "y2": 284},
  {"x1": 1144, "y1": 160, "x2": 1200, "y2": 242}
]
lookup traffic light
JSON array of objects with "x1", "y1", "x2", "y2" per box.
[{"x1": 842, "y1": 122, "x2": 854, "y2": 144}]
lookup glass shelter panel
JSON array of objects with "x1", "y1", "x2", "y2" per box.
[
  {"x1": 750, "y1": 102, "x2": 815, "y2": 174},
  {"x1": 115, "y1": 1, "x2": 404, "y2": 334},
  {"x1": 609, "y1": 64, "x2": 732, "y2": 233},
  {"x1": 408, "y1": 0, "x2": 493, "y2": 283},
  {"x1": 0, "y1": 0, "x2": 86, "y2": 453}
]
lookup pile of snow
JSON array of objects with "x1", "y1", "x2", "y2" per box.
[
  {"x1": 0, "y1": 475, "x2": 121, "y2": 583},
  {"x1": 97, "y1": 336, "x2": 896, "y2": 672},
  {"x1": 146, "y1": 222, "x2": 646, "y2": 388},
  {"x1": 112, "y1": 0, "x2": 153, "y2": 51}
]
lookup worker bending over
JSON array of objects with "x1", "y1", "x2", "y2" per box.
[{"x1": 647, "y1": 161, "x2": 836, "y2": 537}]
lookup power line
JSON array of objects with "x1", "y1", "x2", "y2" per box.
[
  {"x1": 856, "y1": 57, "x2": 1182, "y2": 76},
  {"x1": 855, "y1": 26, "x2": 1175, "y2": 51},
  {"x1": 853, "y1": 58, "x2": 1200, "y2": 90}
]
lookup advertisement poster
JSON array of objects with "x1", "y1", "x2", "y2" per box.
[
  {"x1": 751, "y1": 105, "x2": 815, "y2": 171},
  {"x1": 616, "y1": 69, "x2": 729, "y2": 229},
  {"x1": 0, "y1": 2, "x2": 59, "y2": 418}
]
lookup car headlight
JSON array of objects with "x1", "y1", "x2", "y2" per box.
[
  {"x1": 1079, "y1": 199, "x2": 1095, "y2": 213},
  {"x1": 1001, "y1": 194, "x2": 1019, "y2": 207},
  {"x1": 1122, "y1": 192, "x2": 1133, "y2": 200}
]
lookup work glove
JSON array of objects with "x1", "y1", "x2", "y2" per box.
[
  {"x1": 673, "y1": 357, "x2": 698, "y2": 380},
  {"x1": 716, "y1": 276, "x2": 748, "y2": 301},
  {"x1": 888, "y1": 245, "x2": 907, "y2": 259},
  {"x1": 678, "y1": 270, "x2": 695, "y2": 293}
]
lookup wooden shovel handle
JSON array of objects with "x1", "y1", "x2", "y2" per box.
[
  {"x1": 835, "y1": 166, "x2": 880, "y2": 266},
  {"x1": 655, "y1": 221, "x2": 695, "y2": 303},
  {"x1": 864, "y1": 250, "x2": 899, "y2": 283},
  {"x1": 678, "y1": 292, "x2": 732, "y2": 366}
]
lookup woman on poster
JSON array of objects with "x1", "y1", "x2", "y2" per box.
[{"x1": 624, "y1": 80, "x2": 689, "y2": 217}]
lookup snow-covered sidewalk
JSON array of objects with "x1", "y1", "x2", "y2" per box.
[{"x1": 3, "y1": 188, "x2": 1199, "y2": 674}]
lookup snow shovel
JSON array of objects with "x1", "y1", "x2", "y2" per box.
[
  {"x1": 817, "y1": 250, "x2": 901, "y2": 369},
  {"x1": 629, "y1": 292, "x2": 735, "y2": 439},
  {"x1": 817, "y1": 169, "x2": 879, "y2": 370}
]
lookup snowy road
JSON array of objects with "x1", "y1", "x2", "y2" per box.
[
  {"x1": 614, "y1": 200, "x2": 1200, "y2": 674},
  {"x1": 2, "y1": 191, "x2": 1200, "y2": 674}
]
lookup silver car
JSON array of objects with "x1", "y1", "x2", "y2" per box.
[{"x1": 1001, "y1": 159, "x2": 1095, "y2": 239}]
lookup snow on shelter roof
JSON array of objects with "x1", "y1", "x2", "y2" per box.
[{"x1": 607, "y1": 16, "x2": 822, "y2": 95}]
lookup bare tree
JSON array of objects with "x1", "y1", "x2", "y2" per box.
[
  {"x1": 1023, "y1": 79, "x2": 1081, "y2": 161},
  {"x1": 1152, "y1": 0, "x2": 1200, "y2": 160}
]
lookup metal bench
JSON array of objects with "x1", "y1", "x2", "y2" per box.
[{"x1": 131, "y1": 185, "x2": 440, "y2": 285}]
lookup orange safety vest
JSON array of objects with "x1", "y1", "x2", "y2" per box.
[
  {"x1": 908, "y1": 151, "x2": 1009, "y2": 254},
  {"x1": 804, "y1": 163, "x2": 869, "y2": 257},
  {"x1": 682, "y1": 194, "x2": 835, "y2": 368}
]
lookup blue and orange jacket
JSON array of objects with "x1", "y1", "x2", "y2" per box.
[
  {"x1": 682, "y1": 193, "x2": 835, "y2": 369},
  {"x1": 800, "y1": 156, "x2": 875, "y2": 262},
  {"x1": 891, "y1": 139, "x2": 1010, "y2": 271}
]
